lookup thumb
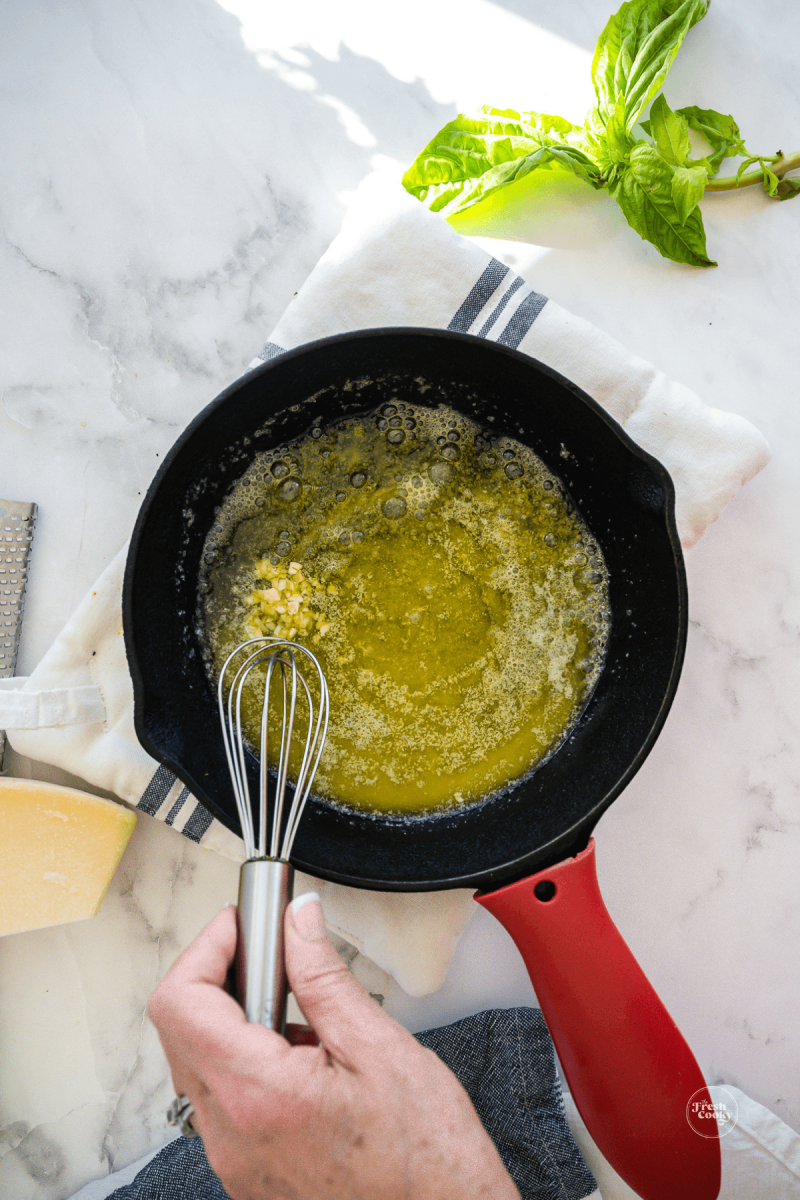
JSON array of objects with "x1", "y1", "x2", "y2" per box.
[{"x1": 285, "y1": 893, "x2": 396, "y2": 1063}]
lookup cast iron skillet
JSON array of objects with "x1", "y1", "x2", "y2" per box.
[{"x1": 124, "y1": 329, "x2": 720, "y2": 1200}]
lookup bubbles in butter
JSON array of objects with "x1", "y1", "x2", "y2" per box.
[{"x1": 199, "y1": 402, "x2": 611, "y2": 816}]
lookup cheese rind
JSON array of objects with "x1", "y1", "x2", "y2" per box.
[{"x1": 0, "y1": 779, "x2": 137, "y2": 937}]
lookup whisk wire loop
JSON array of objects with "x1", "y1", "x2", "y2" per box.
[
  {"x1": 258, "y1": 658, "x2": 272, "y2": 859},
  {"x1": 218, "y1": 637, "x2": 329, "y2": 862},
  {"x1": 266, "y1": 651, "x2": 296, "y2": 860}
]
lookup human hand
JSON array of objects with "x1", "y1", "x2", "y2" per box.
[{"x1": 147, "y1": 894, "x2": 520, "y2": 1200}]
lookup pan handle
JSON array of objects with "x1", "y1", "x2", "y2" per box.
[{"x1": 476, "y1": 839, "x2": 720, "y2": 1200}]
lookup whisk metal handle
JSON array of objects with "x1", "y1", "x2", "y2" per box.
[{"x1": 235, "y1": 858, "x2": 294, "y2": 1031}]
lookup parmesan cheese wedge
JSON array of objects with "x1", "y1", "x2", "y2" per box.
[{"x1": 0, "y1": 778, "x2": 136, "y2": 937}]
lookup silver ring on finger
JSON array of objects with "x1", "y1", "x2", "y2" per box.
[{"x1": 167, "y1": 1094, "x2": 200, "y2": 1138}]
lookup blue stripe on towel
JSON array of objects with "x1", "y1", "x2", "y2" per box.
[
  {"x1": 447, "y1": 259, "x2": 509, "y2": 333},
  {"x1": 496, "y1": 289, "x2": 549, "y2": 349},
  {"x1": 137, "y1": 764, "x2": 177, "y2": 816},
  {"x1": 477, "y1": 276, "x2": 525, "y2": 338},
  {"x1": 256, "y1": 341, "x2": 286, "y2": 362},
  {"x1": 164, "y1": 788, "x2": 190, "y2": 826},
  {"x1": 181, "y1": 802, "x2": 215, "y2": 843}
]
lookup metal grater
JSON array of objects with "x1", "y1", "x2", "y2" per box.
[{"x1": 0, "y1": 499, "x2": 37, "y2": 772}]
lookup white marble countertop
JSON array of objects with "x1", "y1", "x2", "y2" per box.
[{"x1": 1, "y1": 1, "x2": 798, "y2": 1196}]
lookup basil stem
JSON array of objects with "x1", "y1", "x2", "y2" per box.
[{"x1": 704, "y1": 151, "x2": 800, "y2": 192}]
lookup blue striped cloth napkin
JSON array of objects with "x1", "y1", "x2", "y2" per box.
[{"x1": 77, "y1": 1009, "x2": 600, "y2": 1200}]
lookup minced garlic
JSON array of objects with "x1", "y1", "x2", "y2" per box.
[{"x1": 242, "y1": 560, "x2": 330, "y2": 643}]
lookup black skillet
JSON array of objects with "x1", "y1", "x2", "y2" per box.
[{"x1": 124, "y1": 329, "x2": 720, "y2": 1200}]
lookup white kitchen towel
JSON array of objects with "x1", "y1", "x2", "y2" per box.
[
  {"x1": 3, "y1": 173, "x2": 770, "y2": 997},
  {"x1": 562, "y1": 1085, "x2": 800, "y2": 1199},
  {"x1": 254, "y1": 173, "x2": 769, "y2": 549}
]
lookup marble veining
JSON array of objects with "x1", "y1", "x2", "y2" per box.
[{"x1": 1, "y1": 0, "x2": 799, "y2": 1196}]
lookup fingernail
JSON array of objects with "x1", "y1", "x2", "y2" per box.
[
  {"x1": 220, "y1": 901, "x2": 235, "y2": 911},
  {"x1": 290, "y1": 892, "x2": 326, "y2": 941}
]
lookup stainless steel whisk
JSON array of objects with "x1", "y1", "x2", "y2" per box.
[{"x1": 218, "y1": 637, "x2": 329, "y2": 1031}]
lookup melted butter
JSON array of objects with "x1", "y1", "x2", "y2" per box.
[{"x1": 200, "y1": 402, "x2": 610, "y2": 815}]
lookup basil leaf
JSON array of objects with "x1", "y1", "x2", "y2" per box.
[
  {"x1": 583, "y1": 98, "x2": 635, "y2": 180},
  {"x1": 736, "y1": 156, "x2": 759, "y2": 182},
  {"x1": 762, "y1": 167, "x2": 780, "y2": 198},
  {"x1": 592, "y1": 0, "x2": 708, "y2": 129},
  {"x1": 402, "y1": 109, "x2": 602, "y2": 217},
  {"x1": 642, "y1": 97, "x2": 707, "y2": 221},
  {"x1": 671, "y1": 163, "x2": 708, "y2": 223},
  {"x1": 776, "y1": 176, "x2": 800, "y2": 201},
  {"x1": 675, "y1": 106, "x2": 744, "y2": 174},
  {"x1": 592, "y1": 0, "x2": 665, "y2": 119},
  {"x1": 605, "y1": 99, "x2": 636, "y2": 162},
  {"x1": 611, "y1": 142, "x2": 716, "y2": 265},
  {"x1": 646, "y1": 94, "x2": 690, "y2": 164},
  {"x1": 583, "y1": 104, "x2": 612, "y2": 166},
  {"x1": 622, "y1": 0, "x2": 708, "y2": 127}
]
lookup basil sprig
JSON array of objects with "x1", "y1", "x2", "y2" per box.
[{"x1": 402, "y1": 0, "x2": 799, "y2": 267}]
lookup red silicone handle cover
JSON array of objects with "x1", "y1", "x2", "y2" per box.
[{"x1": 477, "y1": 840, "x2": 720, "y2": 1200}]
